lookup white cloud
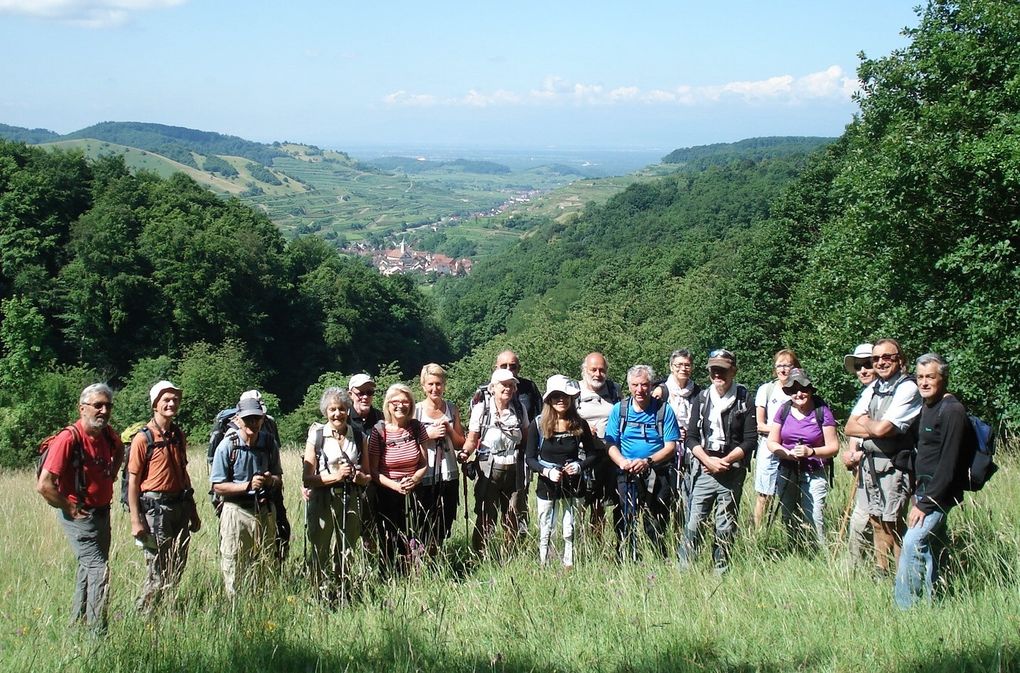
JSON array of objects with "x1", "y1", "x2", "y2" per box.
[
  {"x1": 383, "y1": 66, "x2": 859, "y2": 109},
  {"x1": 0, "y1": 0, "x2": 186, "y2": 28}
]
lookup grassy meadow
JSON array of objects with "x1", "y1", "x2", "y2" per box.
[{"x1": 2, "y1": 444, "x2": 1017, "y2": 673}]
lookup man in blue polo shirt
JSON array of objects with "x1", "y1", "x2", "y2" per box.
[{"x1": 604, "y1": 364, "x2": 679, "y2": 561}]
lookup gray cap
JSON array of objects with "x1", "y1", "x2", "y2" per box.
[{"x1": 237, "y1": 397, "x2": 266, "y2": 419}]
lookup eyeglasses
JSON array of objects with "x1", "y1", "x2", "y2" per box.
[
  {"x1": 871, "y1": 353, "x2": 899, "y2": 364},
  {"x1": 84, "y1": 401, "x2": 113, "y2": 411},
  {"x1": 352, "y1": 389, "x2": 375, "y2": 398},
  {"x1": 854, "y1": 360, "x2": 874, "y2": 372},
  {"x1": 670, "y1": 362, "x2": 692, "y2": 370},
  {"x1": 497, "y1": 362, "x2": 521, "y2": 371},
  {"x1": 388, "y1": 400, "x2": 411, "y2": 408},
  {"x1": 774, "y1": 363, "x2": 793, "y2": 370}
]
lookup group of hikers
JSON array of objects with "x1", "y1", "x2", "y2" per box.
[{"x1": 36, "y1": 339, "x2": 988, "y2": 634}]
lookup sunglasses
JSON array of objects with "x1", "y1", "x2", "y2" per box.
[
  {"x1": 709, "y1": 348, "x2": 734, "y2": 359},
  {"x1": 871, "y1": 353, "x2": 899, "y2": 364},
  {"x1": 854, "y1": 360, "x2": 874, "y2": 372},
  {"x1": 497, "y1": 362, "x2": 521, "y2": 371}
]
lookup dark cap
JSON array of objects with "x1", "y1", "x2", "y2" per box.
[
  {"x1": 706, "y1": 348, "x2": 736, "y2": 370},
  {"x1": 237, "y1": 397, "x2": 266, "y2": 419}
]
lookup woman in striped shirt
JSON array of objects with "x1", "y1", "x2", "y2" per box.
[{"x1": 368, "y1": 383, "x2": 428, "y2": 574}]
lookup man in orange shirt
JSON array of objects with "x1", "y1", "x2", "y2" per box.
[
  {"x1": 37, "y1": 383, "x2": 123, "y2": 634},
  {"x1": 126, "y1": 381, "x2": 201, "y2": 613}
]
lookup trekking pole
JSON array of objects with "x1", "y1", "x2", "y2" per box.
[
  {"x1": 340, "y1": 481, "x2": 348, "y2": 602},
  {"x1": 836, "y1": 462, "x2": 860, "y2": 550}
]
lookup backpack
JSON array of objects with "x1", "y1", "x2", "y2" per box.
[
  {"x1": 775, "y1": 397, "x2": 834, "y2": 483},
  {"x1": 474, "y1": 387, "x2": 527, "y2": 435},
  {"x1": 119, "y1": 423, "x2": 185, "y2": 510},
  {"x1": 37, "y1": 425, "x2": 86, "y2": 503},
  {"x1": 617, "y1": 396, "x2": 669, "y2": 442},
  {"x1": 694, "y1": 384, "x2": 751, "y2": 457},
  {"x1": 962, "y1": 414, "x2": 998, "y2": 492},
  {"x1": 312, "y1": 423, "x2": 364, "y2": 476}
]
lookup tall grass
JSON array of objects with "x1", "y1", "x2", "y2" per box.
[{"x1": 2, "y1": 444, "x2": 1017, "y2": 673}]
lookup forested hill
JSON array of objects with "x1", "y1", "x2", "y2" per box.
[
  {"x1": 0, "y1": 142, "x2": 450, "y2": 466},
  {"x1": 441, "y1": 0, "x2": 1020, "y2": 430},
  {"x1": 661, "y1": 136, "x2": 834, "y2": 167},
  {"x1": 60, "y1": 121, "x2": 289, "y2": 168},
  {"x1": 0, "y1": 123, "x2": 60, "y2": 144}
]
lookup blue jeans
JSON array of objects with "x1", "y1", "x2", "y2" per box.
[{"x1": 894, "y1": 508, "x2": 947, "y2": 609}]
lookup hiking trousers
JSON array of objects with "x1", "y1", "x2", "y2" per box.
[
  {"x1": 137, "y1": 493, "x2": 193, "y2": 612},
  {"x1": 58, "y1": 506, "x2": 111, "y2": 633},
  {"x1": 219, "y1": 501, "x2": 276, "y2": 598},
  {"x1": 678, "y1": 467, "x2": 746, "y2": 573},
  {"x1": 777, "y1": 464, "x2": 828, "y2": 548},
  {"x1": 614, "y1": 466, "x2": 672, "y2": 561},
  {"x1": 306, "y1": 486, "x2": 362, "y2": 597},
  {"x1": 537, "y1": 496, "x2": 577, "y2": 567}
]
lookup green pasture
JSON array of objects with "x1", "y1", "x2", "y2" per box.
[{"x1": 2, "y1": 444, "x2": 1017, "y2": 672}]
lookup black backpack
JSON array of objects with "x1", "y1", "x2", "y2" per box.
[{"x1": 962, "y1": 414, "x2": 998, "y2": 492}]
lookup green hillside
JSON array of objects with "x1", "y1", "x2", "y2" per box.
[
  {"x1": 0, "y1": 123, "x2": 60, "y2": 144},
  {"x1": 662, "y1": 136, "x2": 834, "y2": 166},
  {"x1": 62, "y1": 121, "x2": 287, "y2": 168},
  {"x1": 439, "y1": 0, "x2": 1020, "y2": 430}
]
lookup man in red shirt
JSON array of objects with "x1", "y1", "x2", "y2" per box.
[
  {"x1": 127, "y1": 380, "x2": 201, "y2": 613},
  {"x1": 36, "y1": 384, "x2": 123, "y2": 634}
]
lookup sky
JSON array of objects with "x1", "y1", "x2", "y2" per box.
[{"x1": 0, "y1": 1, "x2": 923, "y2": 153}]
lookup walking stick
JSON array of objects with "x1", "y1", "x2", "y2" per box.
[{"x1": 836, "y1": 462, "x2": 860, "y2": 549}]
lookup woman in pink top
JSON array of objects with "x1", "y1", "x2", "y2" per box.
[
  {"x1": 766, "y1": 369, "x2": 839, "y2": 548},
  {"x1": 368, "y1": 383, "x2": 428, "y2": 573}
]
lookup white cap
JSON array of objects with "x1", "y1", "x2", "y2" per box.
[
  {"x1": 490, "y1": 368, "x2": 518, "y2": 386},
  {"x1": 149, "y1": 380, "x2": 182, "y2": 408},
  {"x1": 843, "y1": 343, "x2": 875, "y2": 374},
  {"x1": 348, "y1": 374, "x2": 375, "y2": 390},
  {"x1": 543, "y1": 375, "x2": 580, "y2": 402}
]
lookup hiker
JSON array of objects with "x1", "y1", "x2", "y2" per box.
[
  {"x1": 576, "y1": 352, "x2": 621, "y2": 538},
  {"x1": 492, "y1": 350, "x2": 542, "y2": 538},
  {"x1": 460, "y1": 368, "x2": 530, "y2": 556},
  {"x1": 245, "y1": 391, "x2": 291, "y2": 562},
  {"x1": 302, "y1": 387, "x2": 370, "y2": 602},
  {"x1": 765, "y1": 369, "x2": 838, "y2": 547},
  {"x1": 126, "y1": 380, "x2": 201, "y2": 613},
  {"x1": 895, "y1": 353, "x2": 971, "y2": 609},
  {"x1": 844, "y1": 339, "x2": 921, "y2": 577},
  {"x1": 209, "y1": 396, "x2": 283, "y2": 598},
  {"x1": 678, "y1": 350, "x2": 756, "y2": 573},
  {"x1": 348, "y1": 373, "x2": 383, "y2": 552},
  {"x1": 36, "y1": 383, "x2": 123, "y2": 634},
  {"x1": 413, "y1": 363, "x2": 465, "y2": 553},
  {"x1": 524, "y1": 375, "x2": 598, "y2": 567},
  {"x1": 753, "y1": 349, "x2": 801, "y2": 528},
  {"x1": 839, "y1": 343, "x2": 877, "y2": 565},
  {"x1": 604, "y1": 365, "x2": 679, "y2": 560},
  {"x1": 368, "y1": 383, "x2": 429, "y2": 574},
  {"x1": 651, "y1": 348, "x2": 702, "y2": 527}
]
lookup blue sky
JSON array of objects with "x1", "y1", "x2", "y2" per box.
[{"x1": 0, "y1": 1, "x2": 921, "y2": 151}]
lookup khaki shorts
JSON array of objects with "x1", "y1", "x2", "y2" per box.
[{"x1": 857, "y1": 453, "x2": 909, "y2": 522}]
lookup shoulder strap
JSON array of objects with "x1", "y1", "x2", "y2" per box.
[
  {"x1": 653, "y1": 398, "x2": 667, "y2": 437},
  {"x1": 314, "y1": 425, "x2": 326, "y2": 472},
  {"x1": 618, "y1": 397, "x2": 631, "y2": 438},
  {"x1": 63, "y1": 424, "x2": 87, "y2": 502},
  {"x1": 778, "y1": 399, "x2": 793, "y2": 426}
]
